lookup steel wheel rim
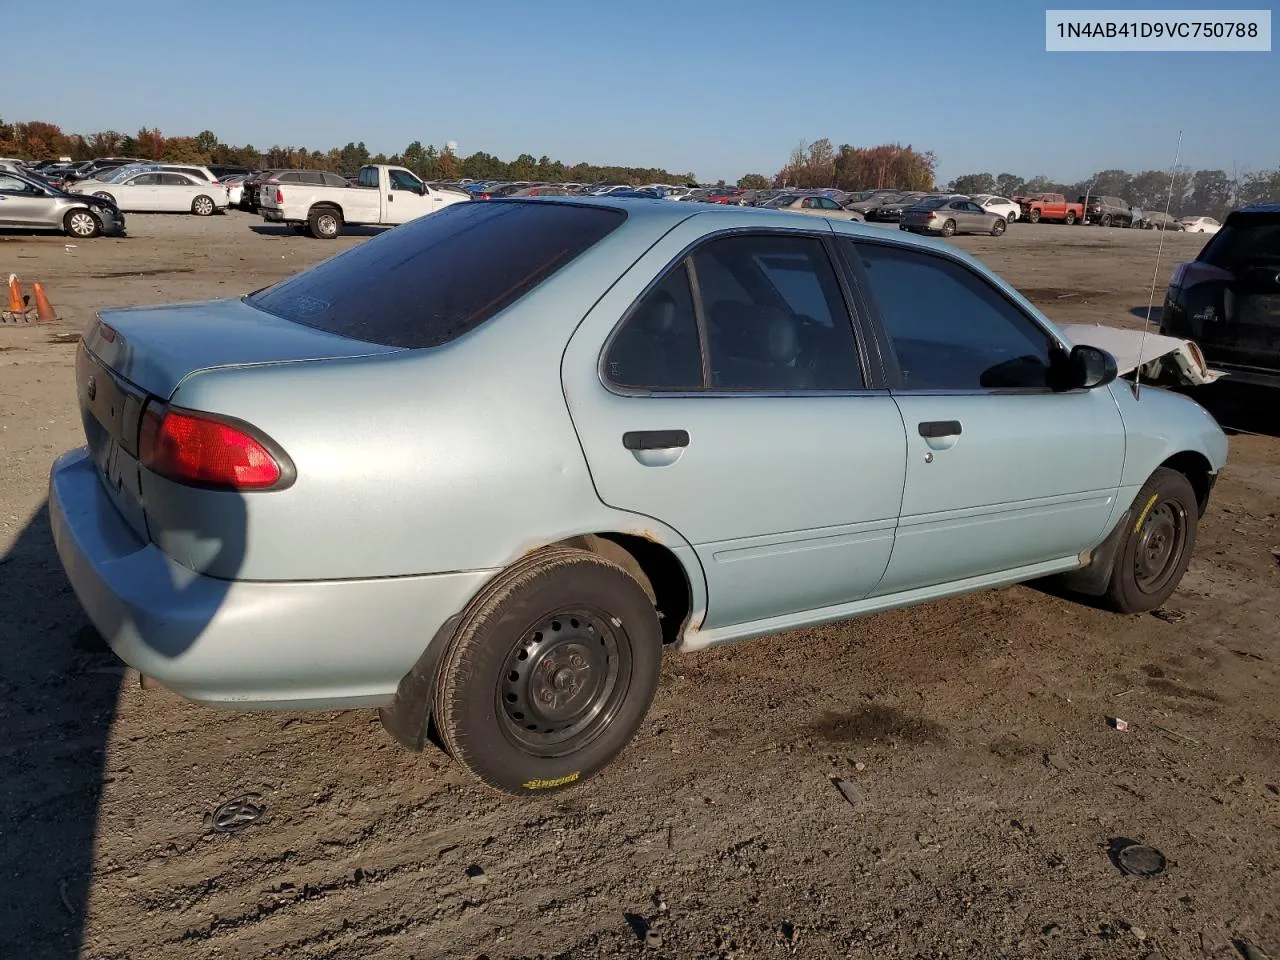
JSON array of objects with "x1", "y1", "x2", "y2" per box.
[
  {"x1": 69, "y1": 212, "x2": 95, "y2": 236},
  {"x1": 497, "y1": 606, "x2": 632, "y2": 758},
  {"x1": 319, "y1": 215, "x2": 337, "y2": 234},
  {"x1": 1134, "y1": 500, "x2": 1188, "y2": 593}
]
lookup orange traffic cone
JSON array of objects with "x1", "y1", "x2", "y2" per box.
[
  {"x1": 6, "y1": 274, "x2": 26, "y2": 316},
  {"x1": 31, "y1": 283, "x2": 59, "y2": 323}
]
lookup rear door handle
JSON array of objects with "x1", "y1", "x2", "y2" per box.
[
  {"x1": 623, "y1": 429, "x2": 689, "y2": 450},
  {"x1": 918, "y1": 420, "x2": 962, "y2": 438}
]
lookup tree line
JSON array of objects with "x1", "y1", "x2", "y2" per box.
[
  {"x1": 0, "y1": 118, "x2": 698, "y2": 186},
  {"x1": 945, "y1": 168, "x2": 1280, "y2": 219},
  {"x1": 764, "y1": 139, "x2": 940, "y2": 192}
]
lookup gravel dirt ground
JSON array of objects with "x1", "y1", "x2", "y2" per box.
[{"x1": 2, "y1": 213, "x2": 1277, "y2": 960}]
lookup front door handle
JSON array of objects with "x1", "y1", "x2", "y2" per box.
[
  {"x1": 623, "y1": 429, "x2": 689, "y2": 450},
  {"x1": 918, "y1": 420, "x2": 962, "y2": 438}
]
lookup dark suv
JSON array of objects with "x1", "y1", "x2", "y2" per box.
[
  {"x1": 1081, "y1": 195, "x2": 1137, "y2": 227},
  {"x1": 1161, "y1": 203, "x2": 1280, "y2": 388}
]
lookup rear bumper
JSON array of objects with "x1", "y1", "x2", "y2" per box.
[
  {"x1": 49, "y1": 448, "x2": 494, "y2": 710},
  {"x1": 261, "y1": 209, "x2": 285, "y2": 222}
]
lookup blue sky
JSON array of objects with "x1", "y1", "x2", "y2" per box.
[{"x1": 9, "y1": 0, "x2": 1276, "y2": 183}]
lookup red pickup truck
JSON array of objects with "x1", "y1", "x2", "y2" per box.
[{"x1": 1016, "y1": 193, "x2": 1086, "y2": 224}]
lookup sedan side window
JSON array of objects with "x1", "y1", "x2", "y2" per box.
[
  {"x1": 604, "y1": 234, "x2": 864, "y2": 393},
  {"x1": 850, "y1": 241, "x2": 1057, "y2": 392},
  {"x1": 0, "y1": 174, "x2": 34, "y2": 194}
]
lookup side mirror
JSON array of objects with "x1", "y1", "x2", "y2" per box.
[
  {"x1": 1067, "y1": 344, "x2": 1118, "y2": 389},
  {"x1": 418, "y1": 182, "x2": 428, "y2": 195}
]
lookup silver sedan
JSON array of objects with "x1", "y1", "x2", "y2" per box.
[
  {"x1": 49, "y1": 198, "x2": 1225, "y2": 795},
  {"x1": 901, "y1": 196, "x2": 1007, "y2": 236},
  {"x1": 0, "y1": 168, "x2": 125, "y2": 237},
  {"x1": 768, "y1": 194, "x2": 865, "y2": 221}
]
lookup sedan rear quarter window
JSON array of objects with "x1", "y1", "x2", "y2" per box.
[{"x1": 247, "y1": 201, "x2": 626, "y2": 349}]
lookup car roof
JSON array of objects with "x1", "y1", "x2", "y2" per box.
[{"x1": 1225, "y1": 203, "x2": 1280, "y2": 225}]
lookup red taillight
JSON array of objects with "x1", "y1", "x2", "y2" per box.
[
  {"x1": 140, "y1": 406, "x2": 286, "y2": 490},
  {"x1": 925, "y1": 212, "x2": 937, "y2": 220},
  {"x1": 478, "y1": 192, "x2": 490, "y2": 200},
  {"x1": 274, "y1": 188, "x2": 283, "y2": 204}
]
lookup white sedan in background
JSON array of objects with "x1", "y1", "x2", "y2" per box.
[
  {"x1": 1177, "y1": 216, "x2": 1221, "y2": 234},
  {"x1": 971, "y1": 194, "x2": 1020, "y2": 222},
  {"x1": 220, "y1": 174, "x2": 247, "y2": 207},
  {"x1": 69, "y1": 169, "x2": 228, "y2": 215}
]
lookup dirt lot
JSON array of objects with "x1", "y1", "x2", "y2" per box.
[{"x1": 2, "y1": 213, "x2": 1278, "y2": 960}]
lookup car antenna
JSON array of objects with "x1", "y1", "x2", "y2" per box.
[{"x1": 1134, "y1": 129, "x2": 1184, "y2": 400}]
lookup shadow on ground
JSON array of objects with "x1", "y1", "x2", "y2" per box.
[
  {"x1": 0, "y1": 504, "x2": 120, "y2": 959},
  {"x1": 249, "y1": 224, "x2": 387, "y2": 239}
]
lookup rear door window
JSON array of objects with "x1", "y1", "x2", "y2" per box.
[
  {"x1": 248, "y1": 201, "x2": 626, "y2": 348},
  {"x1": 604, "y1": 234, "x2": 864, "y2": 392}
]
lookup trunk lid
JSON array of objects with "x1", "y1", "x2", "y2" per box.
[
  {"x1": 85, "y1": 297, "x2": 401, "y2": 400},
  {"x1": 76, "y1": 298, "x2": 401, "y2": 544}
]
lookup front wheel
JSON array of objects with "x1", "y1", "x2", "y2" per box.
[
  {"x1": 191, "y1": 195, "x2": 215, "y2": 216},
  {"x1": 990, "y1": 218, "x2": 1006, "y2": 236},
  {"x1": 308, "y1": 206, "x2": 343, "y2": 239},
  {"x1": 433, "y1": 547, "x2": 662, "y2": 795},
  {"x1": 1106, "y1": 468, "x2": 1199, "y2": 613},
  {"x1": 940, "y1": 219, "x2": 956, "y2": 237},
  {"x1": 1027, "y1": 208, "x2": 1041, "y2": 223},
  {"x1": 93, "y1": 192, "x2": 115, "y2": 205},
  {"x1": 64, "y1": 208, "x2": 101, "y2": 238}
]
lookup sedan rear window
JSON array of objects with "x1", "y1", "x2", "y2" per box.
[
  {"x1": 1200, "y1": 215, "x2": 1280, "y2": 268},
  {"x1": 247, "y1": 201, "x2": 626, "y2": 348}
]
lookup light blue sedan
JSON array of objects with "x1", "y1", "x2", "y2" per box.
[{"x1": 49, "y1": 198, "x2": 1228, "y2": 795}]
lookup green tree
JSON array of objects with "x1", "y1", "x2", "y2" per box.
[
  {"x1": 994, "y1": 172, "x2": 1024, "y2": 198},
  {"x1": 737, "y1": 173, "x2": 770, "y2": 189},
  {"x1": 1189, "y1": 169, "x2": 1232, "y2": 216},
  {"x1": 949, "y1": 172, "x2": 995, "y2": 194},
  {"x1": 194, "y1": 130, "x2": 219, "y2": 155}
]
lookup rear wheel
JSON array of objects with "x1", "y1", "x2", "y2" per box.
[
  {"x1": 191, "y1": 195, "x2": 215, "y2": 216},
  {"x1": 308, "y1": 206, "x2": 343, "y2": 239},
  {"x1": 433, "y1": 547, "x2": 662, "y2": 795},
  {"x1": 64, "y1": 208, "x2": 101, "y2": 238},
  {"x1": 1106, "y1": 468, "x2": 1199, "y2": 613},
  {"x1": 990, "y1": 217, "x2": 1006, "y2": 236},
  {"x1": 940, "y1": 219, "x2": 956, "y2": 237},
  {"x1": 1064, "y1": 210, "x2": 1077, "y2": 225}
]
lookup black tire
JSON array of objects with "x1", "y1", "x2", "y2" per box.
[
  {"x1": 433, "y1": 547, "x2": 663, "y2": 795},
  {"x1": 93, "y1": 191, "x2": 115, "y2": 205},
  {"x1": 1027, "y1": 208, "x2": 1041, "y2": 223},
  {"x1": 191, "y1": 195, "x2": 216, "y2": 217},
  {"x1": 1064, "y1": 210, "x2": 1077, "y2": 225},
  {"x1": 940, "y1": 219, "x2": 956, "y2": 237},
  {"x1": 990, "y1": 217, "x2": 1006, "y2": 237},
  {"x1": 1106, "y1": 468, "x2": 1199, "y2": 614},
  {"x1": 1100, "y1": 214, "x2": 1113, "y2": 227},
  {"x1": 64, "y1": 208, "x2": 101, "y2": 239},
  {"x1": 308, "y1": 206, "x2": 343, "y2": 239}
]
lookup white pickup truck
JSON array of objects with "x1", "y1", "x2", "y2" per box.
[{"x1": 259, "y1": 163, "x2": 470, "y2": 238}]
